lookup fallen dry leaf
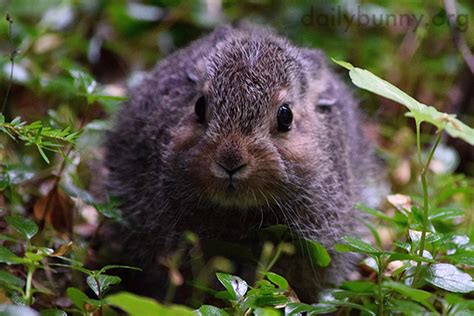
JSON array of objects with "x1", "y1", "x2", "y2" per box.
[
  {"x1": 52, "y1": 241, "x2": 73, "y2": 257},
  {"x1": 387, "y1": 194, "x2": 412, "y2": 212},
  {"x1": 34, "y1": 187, "x2": 74, "y2": 233}
]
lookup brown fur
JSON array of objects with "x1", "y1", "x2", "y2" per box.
[{"x1": 101, "y1": 23, "x2": 383, "y2": 302}]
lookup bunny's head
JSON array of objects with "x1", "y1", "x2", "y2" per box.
[{"x1": 167, "y1": 30, "x2": 341, "y2": 210}]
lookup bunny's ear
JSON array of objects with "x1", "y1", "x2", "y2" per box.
[
  {"x1": 186, "y1": 58, "x2": 207, "y2": 84},
  {"x1": 299, "y1": 48, "x2": 339, "y2": 107},
  {"x1": 316, "y1": 80, "x2": 338, "y2": 107},
  {"x1": 186, "y1": 25, "x2": 234, "y2": 85}
]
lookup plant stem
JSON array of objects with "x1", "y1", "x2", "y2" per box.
[
  {"x1": 412, "y1": 130, "x2": 443, "y2": 285},
  {"x1": 377, "y1": 256, "x2": 384, "y2": 316},
  {"x1": 25, "y1": 265, "x2": 35, "y2": 305},
  {"x1": 265, "y1": 243, "x2": 283, "y2": 273},
  {"x1": 1, "y1": 14, "x2": 15, "y2": 114}
]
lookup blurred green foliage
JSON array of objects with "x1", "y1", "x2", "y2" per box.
[{"x1": 0, "y1": 0, "x2": 473, "y2": 315}]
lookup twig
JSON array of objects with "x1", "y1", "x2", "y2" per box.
[
  {"x1": 444, "y1": 0, "x2": 474, "y2": 74},
  {"x1": 2, "y1": 13, "x2": 16, "y2": 114}
]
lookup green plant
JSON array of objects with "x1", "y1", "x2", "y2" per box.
[
  {"x1": 0, "y1": 214, "x2": 139, "y2": 315},
  {"x1": 1, "y1": 1, "x2": 474, "y2": 315}
]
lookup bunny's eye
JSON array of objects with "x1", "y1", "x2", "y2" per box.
[
  {"x1": 195, "y1": 96, "x2": 206, "y2": 123},
  {"x1": 277, "y1": 103, "x2": 293, "y2": 132}
]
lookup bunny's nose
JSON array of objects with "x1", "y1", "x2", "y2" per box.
[
  {"x1": 212, "y1": 136, "x2": 250, "y2": 180},
  {"x1": 217, "y1": 162, "x2": 248, "y2": 177}
]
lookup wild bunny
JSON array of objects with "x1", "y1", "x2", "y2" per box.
[{"x1": 103, "y1": 24, "x2": 382, "y2": 301}]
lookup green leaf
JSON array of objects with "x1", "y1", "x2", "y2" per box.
[
  {"x1": 383, "y1": 281, "x2": 433, "y2": 307},
  {"x1": 265, "y1": 272, "x2": 288, "y2": 291},
  {"x1": 341, "y1": 280, "x2": 376, "y2": 293},
  {"x1": 0, "y1": 246, "x2": 26, "y2": 264},
  {"x1": 216, "y1": 272, "x2": 248, "y2": 300},
  {"x1": 40, "y1": 309, "x2": 67, "y2": 316},
  {"x1": 386, "y1": 299, "x2": 427, "y2": 316},
  {"x1": 285, "y1": 302, "x2": 337, "y2": 315},
  {"x1": 332, "y1": 59, "x2": 474, "y2": 145},
  {"x1": 337, "y1": 236, "x2": 382, "y2": 255},
  {"x1": 387, "y1": 252, "x2": 435, "y2": 263},
  {"x1": 429, "y1": 208, "x2": 464, "y2": 221},
  {"x1": 252, "y1": 292, "x2": 289, "y2": 307},
  {"x1": 196, "y1": 305, "x2": 229, "y2": 316},
  {"x1": 254, "y1": 307, "x2": 280, "y2": 316},
  {"x1": 5, "y1": 215, "x2": 38, "y2": 240},
  {"x1": 299, "y1": 239, "x2": 331, "y2": 267},
  {"x1": 446, "y1": 252, "x2": 474, "y2": 266},
  {"x1": 106, "y1": 292, "x2": 195, "y2": 316},
  {"x1": 93, "y1": 203, "x2": 121, "y2": 220},
  {"x1": 67, "y1": 287, "x2": 89, "y2": 312},
  {"x1": 424, "y1": 263, "x2": 474, "y2": 293},
  {"x1": 86, "y1": 274, "x2": 121, "y2": 298},
  {"x1": 0, "y1": 270, "x2": 25, "y2": 289},
  {"x1": 356, "y1": 204, "x2": 395, "y2": 223}
]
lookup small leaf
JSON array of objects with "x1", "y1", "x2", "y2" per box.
[
  {"x1": 341, "y1": 281, "x2": 376, "y2": 293},
  {"x1": 356, "y1": 204, "x2": 394, "y2": 223},
  {"x1": 52, "y1": 241, "x2": 73, "y2": 257},
  {"x1": 447, "y1": 252, "x2": 474, "y2": 266},
  {"x1": 5, "y1": 215, "x2": 38, "y2": 240},
  {"x1": 299, "y1": 239, "x2": 331, "y2": 267},
  {"x1": 40, "y1": 309, "x2": 67, "y2": 316},
  {"x1": 254, "y1": 307, "x2": 280, "y2": 316},
  {"x1": 86, "y1": 274, "x2": 121, "y2": 298},
  {"x1": 424, "y1": 263, "x2": 474, "y2": 293},
  {"x1": 0, "y1": 270, "x2": 25, "y2": 288},
  {"x1": 383, "y1": 281, "x2": 432, "y2": 306},
  {"x1": 216, "y1": 272, "x2": 248, "y2": 300},
  {"x1": 387, "y1": 252, "x2": 435, "y2": 263},
  {"x1": 338, "y1": 236, "x2": 381, "y2": 255},
  {"x1": 387, "y1": 299, "x2": 427, "y2": 316},
  {"x1": 429, "y1": 208, "x2": 464, "y2": 221},
  {"x1": 0, "y1": 246, "x2": 25, "y2": 264},
  {"x1": 196, "y1": 305, "x2": 229, "y2": 316},
  {"x1": 265, "y1": 272, "x2": 288, "y2": 291},
  {"x1": 106, "y1": 292, "x2": 195, "y2": 316},
  {"x1": 285, "y1": 302, "x2": 338, "y2": 315},
  {"x1": 67, "y1": 287, "x2": 89, "y2": 312}
]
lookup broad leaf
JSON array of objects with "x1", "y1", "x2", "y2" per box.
[
  {"x1": 216, "y1": 272, "x2": 248, "y2": 300},
  {"x1": 0, "y1": 246, "x2": 26, "y2": 264},
  {"x1": 196, "y1": 305, "x2": 229, "y2": 316},
  {"x1": 341, "y1": 281, "x2": 376, "y2": 293},
  {"x1": 424, "y1": 263, "x2": 474, "y2": 293},
  {"x1": 447, "y1": 252, "x2": 474, "y2": 266},
  {"x1": 383, "y1": 281, "x2": 433, "y2": 308},
  {"x1": 254, "y1": 307, "x2": 280, "y2": 316},
  {"x1": 86, "y1": 274, "x2": 121, "y2": 298},
  {"x1": 40, "y1": 309, "x2": 67, "y2": 316},
  {"x1": 106, "y1": 292, "x2": 195, "y2": 316},
  {"x1": 333, "y1": 59, "x2": 474, "y2": 145},
  {"x1": 0, "y1": 270, "x2": 25, "y2": 289},
  {"x1": 265, "y1": 272, "x2": 288, "y2": 291},
  {"x1": 429, "y1": 208, "x2": 464, "y2": 221},
  {"x1": 285, "y1": 302, "x2": 337, "y2": 315},
  {"x1": 67, "y1": 287, "x2": 89, "y2": 312},
  {"x1": 300, "y1": 239, "x2": 331, "y2": 267},
  {"x1": 336, "y1": 236, "x2": 381, "y2": 255},
  {"x1": 5, "y1": 215, "x2": 38, "y2": 240}
]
